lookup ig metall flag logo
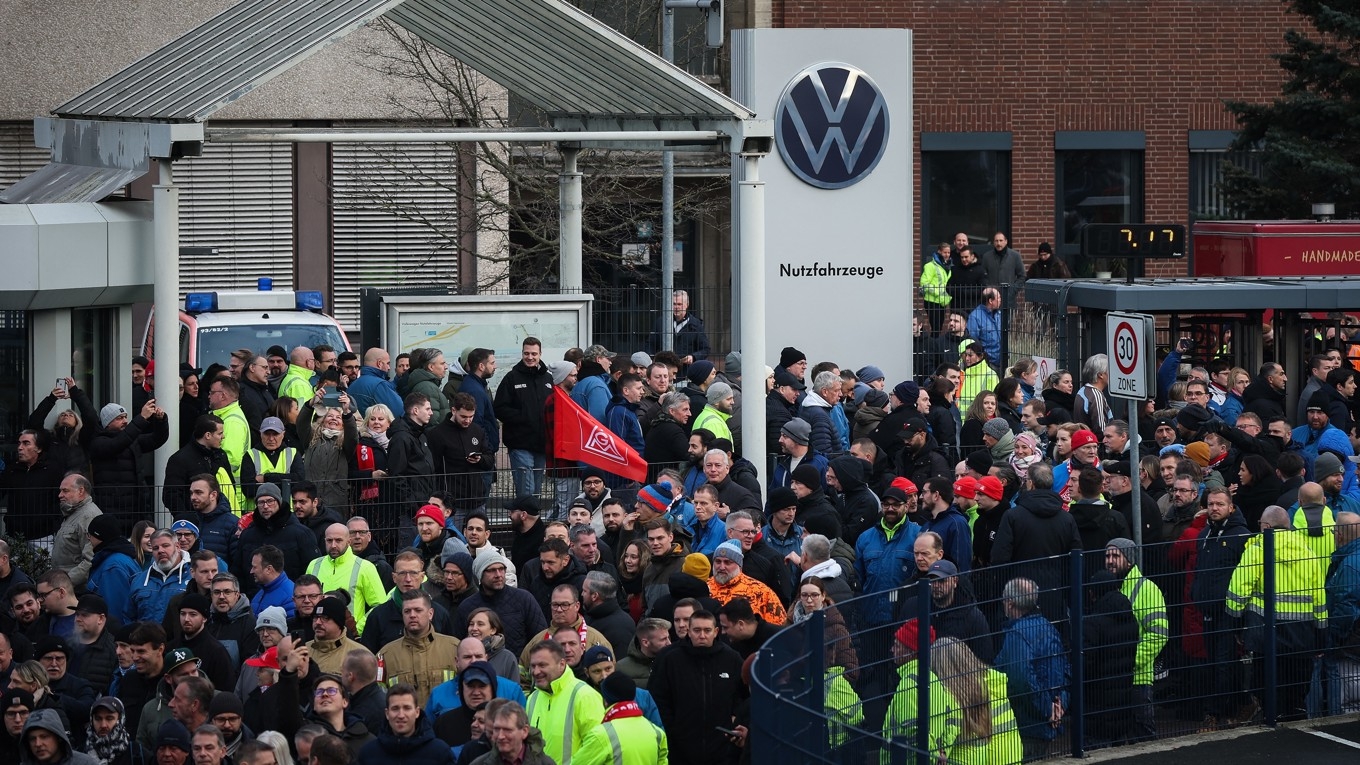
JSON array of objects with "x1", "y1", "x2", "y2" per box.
[{"x1": 774, "y1": 63, "x2": 889, "y2": 190}]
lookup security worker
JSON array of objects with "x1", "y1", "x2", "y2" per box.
[
  {"x1": 240, "y1": 417, "x2": 302, "y2": 512},
  {"x1": 573, "y1": 673, "x2": 667, "y2": 765},
  {"x1": 1226, "y1": 505, "x2": 1328, "y2": 719},
  {"x1": 305, "y1": 523, "x2": 387, "y2": 634},
  {"x1": 1105, "y1": 538, "x2": 1168, "y2": 741},
  {"x1": 207, "y1": 376, "x2": 250, "y2": 485},
  {"x1": 525, "y1": 638, "x2": 605, "y2": 765},
  {"x1": 881, "y1": 619, "x2": 958, "y2": 765}
]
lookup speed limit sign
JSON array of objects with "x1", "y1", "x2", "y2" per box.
[{"x1": 1106, "y1": 312, "x2": 1153, "y2": 400}]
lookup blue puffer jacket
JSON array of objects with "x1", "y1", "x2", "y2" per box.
[
  {"x1": 1293, "y1": 422, "x2": 1359, "y2": 497},
  {"x1": 686, "y1": 515, "x2": 729, "y2": 557},
  {"x1": 459, "y1": 373, "x2": 499, "y2": 453},
  {"x1": 995, "y1": 612, "x2": 1070, "y2": 741},
  {"x1": 854, "y1": 515, "x2": 920, "y2": 625},
  {"x1": 572, "y1": 372, "x2": 611, "y2": 423},
  {"x1": 771, "y1": 450, "x2": 829, "y2": 492},
  {"x1": 250, "y1": 572, "x2": 296, "y2": 618},
  {"x1": 88, "y1": 539, "x2": 142, "y2": 623},
  {"x1": 129, "y1": 552, "x2": 192, "y2": 622},
  {"x1": 194, "y1": 498, "x2": 240, "y2": 563},
  {"x1": 1328, "y1": 538, "x2": 1360, "y2": 652}
]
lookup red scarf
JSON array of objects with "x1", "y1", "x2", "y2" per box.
[
  {"x1": 602, "y1": 701, "x2": 643, "y2": 723},
  {"x1": 355, "y1": 445, "x2": 379, "y2": 501}
]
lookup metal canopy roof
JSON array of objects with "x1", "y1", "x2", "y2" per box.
[
  {"x1": 1025, "y1": 277, "x2": 1360, "y2": 313},
  {"x1": 53, "y1": 0, "x2": 756, "y2": 130}
]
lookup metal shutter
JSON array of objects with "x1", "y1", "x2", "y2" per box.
[
  {"x1": 176, "y1": 140, "x2": 296, "y2": 295},
  {"x1": 0, "y1": 122, "x2": 54, "y2": 189},
  {"x1": 332, "y1": 141, "x2": 461, "y2": 326}
]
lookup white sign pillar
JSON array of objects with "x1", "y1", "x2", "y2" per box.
[{"x1": 1106, "y1": 311, "x2": 1154, "y2": 545}]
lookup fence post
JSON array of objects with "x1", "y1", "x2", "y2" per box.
[
  {"x1": 1000, "y1": 282, "x2": 1011, "y2": 368},
  {"x1": 915, "y1": 587, "x2": 933, "y2": 765},
  {"x1": 805, "y1": 609, "x2": 827, "y2": 761},
  {"x1": 1263, "y1": 528, "x2": 1278, "y2": 727},
  {"x1": 1069, "y1": 550, "x2": 1085, "y2": 758}
]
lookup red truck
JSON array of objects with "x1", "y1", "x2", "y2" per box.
[{"x1": 1192, "y1": 220, "x2": 1360, "y2": 277}]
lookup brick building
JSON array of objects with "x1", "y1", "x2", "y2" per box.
[{"x1": 771, "y1": 0, "x2": 1294, "y2": 278}]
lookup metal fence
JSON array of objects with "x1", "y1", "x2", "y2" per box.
[{"x1": 751, "y1": 528, "x2": 1345, "y2": 764}]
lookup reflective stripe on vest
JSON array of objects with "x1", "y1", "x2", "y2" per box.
[
  {"x1": 249, "y1": 447, "x2": 296, "y2": 476},
  {"x1": 603, "y1": 723, "x2": 625, "y2": 765},
  {"x1": 307, "y1": 557, "x2": 363, "y2": 611},
  {"x1": 527, "y1": 681, "x2": 586, "y2": 764},
  {"x1": 216, "y1": 467, "x2": 242, "y2": 514}
]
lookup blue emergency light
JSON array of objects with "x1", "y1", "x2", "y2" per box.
[{"x1": 184, "y1": 292, "x2": 218, "y2": 312}]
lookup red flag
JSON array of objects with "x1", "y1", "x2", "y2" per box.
[{"x1": 545, "y1": 386, "x2": 648, "y2": 483}]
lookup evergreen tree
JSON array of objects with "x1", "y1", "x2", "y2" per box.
[{"x1": 1222, "y1": 0, "x2": 1360, "y2": 217}]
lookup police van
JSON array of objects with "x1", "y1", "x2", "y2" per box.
[{"x1": 141, "y1": 279, "x2": 351, "y2": 371}]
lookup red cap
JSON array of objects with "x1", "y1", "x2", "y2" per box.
[
  {"x1": 952, "y1": 476, "x2": 978, "y2": 500},
  {"x1": 244, "y1": 646, "x2": 279, "y2": 670},
  {"x1": 978, "y1": 475, "x2": 1004, "y2": 501},
  {"x1": 894, "y1": 619, "x2": 935, "y2": 652},
  {"x1": 1071, "y1": 429, "x2": 1098, "y2": 450},
  {"x1": 413, "y1": 505, "x2": 445, "y2": 527},
  {"x1": 891, "y1": 477, "x2": 918, "y2": 495}
]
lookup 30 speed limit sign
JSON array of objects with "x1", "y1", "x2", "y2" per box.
[{"x1": 1106, "y1": 312, "x2": 1154, "y2": 400}]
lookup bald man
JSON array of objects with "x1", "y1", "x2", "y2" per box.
[
  {"x1": 305, "y1": 523, "x2": 387, "y2": 633},
  {"x1": 278, "y1": 347, "x2": 317, "y2": 404},
  {"x1": 348, "y1": 348, "x2": 405, "y2": 418}
]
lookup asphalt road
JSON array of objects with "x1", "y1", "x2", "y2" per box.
[{"x1": 1083, "y1": 718, "x2": 1360, "y2": 764}]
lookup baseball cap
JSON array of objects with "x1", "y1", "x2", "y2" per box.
[
  {"x1": 1038, "y1": 407, "x2": 1072, "y2": 426},
  {"x1": 75, "y1": 593, "x2": 108, "y2": 616},
  {"x1": 773, "y1": 369, "x2": 806, "y2": 391},
  {"x1": 165, "y1": 647, "x2": 198, "y2": 673},
  {"x1": 925, "y1": 560, "x2": 959, "y2": 580},
  {"x1": 1102, "y1": 460, "x2": 1133, "y2": 477},
  {"x1": 244, "y1": 646, "x2": 280, "y2": 670},
  {"x1": 260, "y1": 417, "x2": 286, "y2": 434},
  {"x1": 896, "y1": 417, "x2": 930, "y2": 440},
  {"x1": 581, "y1": 645, "x2": 614, "y2": 668},
  {"x1": 460, "y1": 662, "x2": 496, "y2": 687},
  {"x1": 91, "y1": 697, "x2": 124, "y2": 716},
  {"x1": 584, "y1": 344, "x2": 616, "y2": 360}
]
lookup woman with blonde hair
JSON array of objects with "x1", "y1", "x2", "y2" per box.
[
  {"x1": 299, "y1": 391, "x2": 359, "y2": 512},
  {"x1": 254, "y1": 731, "x2": 296, "y2": 765},
  {"x1": 350, "y1": 403, "x2": 394, "y2": 512},
  {"x1": 931, "y1": 636, "x2": 1022, "y2": 764}
]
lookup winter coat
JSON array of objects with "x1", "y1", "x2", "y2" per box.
[
  {"x1": 995, "y1": 612, "x2": 1070, "y2": 742},
  {"x1": 0, "y1": 455, "x2": 65, "y2": 539},
  {"x1": 646, "y1": 312, "x2": 711, "y2": 366},
  {"x1": 571, "y1": 363, "x2": 612, "y2": 423},
  {"x1": 894, "y1": 435, "x2": 952, "y2": 494},
  {"x1": 162, "y1": 440, "x2": 236, "y2": 514},
  {"x1": 525, "y1": 669, "x2": 606, "y2": 765},
  {"x1": 208, "y1": 592, "x2": 261, "y2": 667},
  {"x1": 250, "y1": 571, "x2": 295, "y2": 617},
  {"x1": 494, "y1": 361, "x2": 554, "y2": 452},
  {"x1": 362, "y1": 589, "x2": 458, "y2": 654},
  {"x1": 358, "y1": 714, "x2": 457, "y2": 765},
  {"x1": 798, "y1": 391, "x2": 838, "y2": 456},
  {"x1": 1191, "y1": 510, "x2": 1251, "y2": 605},
  {"x1": 921, "y1": 506, "x2": 973, "y2": 573},
  {"x1": 643, "y1": 413, "x2": 689, "y2": 479},
  {"x1": 348, "y1": 367, "x2": 405, "y2": 420},
  {"x1": 20, "y1": 709, "x2": 98, "y2": 765},
  {"x1": 605, "y1": 397, "x2": 647, "y2": 458},
  {"x1": 649, "y1": 639, "x2": 745, "y2": 765},
  {"x1": 992, "y1": 489, "x2": 1080, "y2": 565},
  {"x1": 426, "y1": 419, "x2": 494, "y2": 509},
  {"x1": 407, "y1": 367, "x2": 453, "y2": 429},
  {"x1": 87, "y1": 539, "x2": 142, "y2": 623},
  {"x1": 520, "y1": 554, "x2": 589, "y2": 620},
  {"x1": 51, "y1": 499, "x2": 100, "y2": 588},
  {"x1": 87, "y1": 414, "x2": 168, "y2": 516},
  {"x1": 129, "y1": 552, "x2": 192, "y2": 622},
  {"x1": 234, "y1": 503, "x2": 319, "y2": 586},
  {"x1": 74, "y1": 627, "x2": 118, "y2": 695},
  {"x1": 742, "y1": 536, "x2": 794, "y2": 606},
  {"x1": 765, "y1": 391, "x2": 797, "y2": 455},
  {"x1": 385, "y1": 415, "x2": 437, "y2": 509},
  {"x1": 1071, "y1": 498, "x2": 1128, "y2": 579},
  {"x1": 468, "y1": 728, "x2": 555, "y2": 765},
  {"x1": 452, "y1": 585, "x2": 548, "y2": 657},
  {"x1": 378, "y1": 631, "x2": 463, "y2": 708},
  {"x1": 830, "y1": 455, "x2": 881, "y2": 547},
  {"x1": 1083, "y1": 579, "x2": 1138, "y2": 739},
  {"x1": 794, "y1": 488, "x2": 843, "y2": 540},
  {"x1": 854, "y1": 515, "x2": 920, "y2": 626}
]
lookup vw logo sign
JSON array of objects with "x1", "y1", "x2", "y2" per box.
[{"x1": 775, "y1": 62, "x2": 890, "y2": 190}]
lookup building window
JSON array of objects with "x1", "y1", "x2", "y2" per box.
[
  {"x1": 1189, "y1": 130, "x2": 1260, "y2": 221},
  {"x1": 921, "y1": 132, "x2": 1011, "y2": 253},
  {"x1": 1055, "y1": 132, "x2": 1145, "y2": 276}
]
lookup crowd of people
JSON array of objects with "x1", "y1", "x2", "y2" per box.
[{"x1": 2, "y1": 261, "x2": 1360, "y2": 764}]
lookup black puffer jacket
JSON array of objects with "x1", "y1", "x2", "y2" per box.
[
  {"x1": 386, "y1": 415, "x2": 436, "y2": 507},
  {"x1": 829, "y1": 456, "x2": 880, "y2": 547},
  {"x1": 162, "y1": 440, "x2": 235, "y2": 515},
  {"x1": 519, "y1": 553, "x2": 588, "y2": 621},
  {"x1": 0, "y1": 455, "x2": 65, "y2": 539},
  {"x1": 894, "y1": 434, "x2": 952, "y2": 492},
  {"x1": 88, "y1": 413, "x2": 169, "y2": 516},
  {"x1": 795, "y1": 488, "x2": 842, "y2": 539},
  {"x1": 992, "y1": 489, "x2": 1079, "y2": 564},
  {"x1": 492, "y1": 361, "x2": 554, "y2": 452},
  {"x1": 1190, "y1": 509, "x2": 1250, "y2": 605},
  {"x1": 644, "y1": 412, "x2": 690, "y2": 480},
  {"x1": 234, "y1": 503, "x2": 320, "y2": 587},
  {"x1": 649, "y1": 639, "x2": 745, "y2": 765}
]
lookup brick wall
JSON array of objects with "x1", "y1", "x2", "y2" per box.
[{"x1": 773, "y1": 0, "x2": 1296, "y2": 277}]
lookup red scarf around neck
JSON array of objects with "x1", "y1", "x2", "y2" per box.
[{"x1": 602, "y1": 701, "x2": 643, "y2": 723}]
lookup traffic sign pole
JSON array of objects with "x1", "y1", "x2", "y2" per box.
[{"x1": 1107, "y1": 311, "x2": 1154, "y2": 546}]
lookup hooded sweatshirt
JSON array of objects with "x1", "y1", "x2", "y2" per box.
[
  {"x1": 22, "y1": 709, "x2": 99, "y2": 765},
  {"x1": 830, "y1": 455, "x2": 881, "y2": 546}
]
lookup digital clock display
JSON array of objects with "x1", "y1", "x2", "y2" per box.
[{"x1": 1082, "y1": 224, "x2": 1187, "y2": 259}]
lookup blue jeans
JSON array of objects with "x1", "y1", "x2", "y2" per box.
[{"x1": 509, "y1": 449, "x2": 545, "y2": 499}]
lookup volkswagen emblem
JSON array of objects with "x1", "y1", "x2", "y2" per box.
[{"x1": 774, "y1": 63, "x2": 890, "y2": 190}]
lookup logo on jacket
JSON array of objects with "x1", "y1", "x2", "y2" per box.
[
  {"x1": 775, "y1": 62, "x2": 889, "y2": 190},
  {"x1": 583, "y1": 426, "x2": 625, "y2": 466}
]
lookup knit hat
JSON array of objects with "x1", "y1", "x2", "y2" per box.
[
  {"x1": 314, "y1": 596, "x2": 348, "y2": 626},
  {"x1": 977, "y1": 475, "x2": 1004, "y2": 500},
  {"x1": 581, "y1": 645, "x2": 613, "y2": 668},
  {"x1": 508, "y1": 496, "x2": 543, "y2": 516},
  {"x1": 266, "y1": 345, "x2": 287, "y2": 360},
  {"x1": 1316, "y1": 451, "x2": 1345, "y2": 478},
  {"x1": 1070, "y1": 429, "x2": 1098, "y2": 450},
  {"x1": 1038, "y1": 242, "x2": 1054, "y2": 254},
  {"x1": 725, "y1": 352, "x2": 742, "y2": 376},
  {"x1": 255, "y1": 606, "x2": 287, "y2": 634},
  {"x1": 87, "y1": 514, "x2": 121, "y2": 542},
  {"x1": 780, "y1": 418, "x2": 811, "y2": 446},
  {"x1": 767, "y1": 487, "x2": 798, "y2": 513},
  {"x1": 965, "y1": 451, "x2": 994, "y2": 475},
  {"x1": 254, "y1": 482, "x2": 282, "y2": 503},
  {"x1": 637, "y1": 483, "x2": 673, "y2": 513},
  {"x1": 982, "y1": 418, "x2": 1011, "y2": 440},
  {"x1": 687, "y1": 360, "x2": 716, "y2": 386},
  {"x1": 179, "y1": 593, "x2": 212, "y2": 618},
  {"x1": 1184, "y1": 441, "x2": 1211, "y2": 467},
  {"x1": 891, "y1": 477, "x2": 918, "y2": 496},
  {"x1": 863, "y1": 390, "x2": 890, "y2": 409},
  {"x1": 114, "y1": 623, "x2": 138, "y2": 644},
  {"x1": 892, "y1": 381, "x2": 920, "y2": 405},
  {"x1": 1159, "y1": 443, "x2": 1186, "y2": 458},
  {"x1": 413, "y1": 504, "x2": 445, "y2": 528},
  {"x1": 953, "y1": 476, "x2": 978, "y2": 500},
  {"x1": 1307, "y1": 391, "x2": 1331, "y2": 411},
  {"x1": 440, "y1": 537, "x2": 469, "y2": 564},
  {"x1": 208, "y1": 692, "x2": 244, "y2": 719},
  {"x1": 600, "y1": 671, "x2": 638, "y2": 704},
  {"x1": 707, "y1": 381, "x2": 734, "y2": 405},
  {"x1": 681, "y1": 553, "x2": 712, "y2": 580},
  {"x1": 170, "y1": 519, "x2": 200, "y2": 537},
  {"x1": 894, "y1": 619, "x2": 935, "y2": 652},
  {"x1": 790, "y1": 463, "x2": 822, "y2": 489},
  {"x1": 472, "y1": 550, "x2": 513, "y2": 584},
  {"x1": 2, "y1": 689, "x2": 33, "y2": 713},
  {"x1": 630, "y1": 352, "x2": 653, "y2": 368},
  {"x1": 244, "y1": 646, "x2": 280, "y2": 670},
  {"x1": 1106, "y1": 537, "x2": 1139, "y2": 568},
  {"x1": 856, "y1": 366, "x2": 885, "y2": 384},
  {"x1": 713, "y1": 540, "x2": 745, "y2": 566},
  {"x1": 547, "y1": 360, "x2": 575, "y2": 386},
  {"x1": 155, "y1": 720, "x2": 192, "y2": 753},
  {"x1": 1177, "y1": 403, "x2": 1214, "y2": 431},
  {"x1": 99, "y1": 403, "x2": 129, "y2": 429},
  {"x1": 779, "y1": 347, "x2": 807, "y2": 368},
  {"x1": 34, "y1": 636, "x2": 71, "y2": 659},
  {"x1": 260, "y1": 417, "x2": 286, "y2": 434}
]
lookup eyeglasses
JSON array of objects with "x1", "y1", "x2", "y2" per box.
[
  {"x1": 210, "y1": 589, "x2": 238, "y2": 597},
  {"x1": 35, "y1": 589, "x2": 54, "y2": 600},
  {"x1": 349, "y1": 529, "x2": 371, "y2": 535},
  {"x1": 394, "y1": 570, "x2": 423, "y2": 579},
  {"x1": 733, "y1": 528, "x2": 758, "y2": 536},
  {"x1": 550, "y1": 602, "x2": 577, "y2": 610},
  {"x1": 314, "y1": 687, "x2": 341, "y2": 698},
  {"x1": 1172, "y1": 487, "x2": 1198, "y2": 495}
]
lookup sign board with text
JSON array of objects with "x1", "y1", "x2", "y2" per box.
[{"x1": 1106, "y1": 312, "x2": 1154, "y2": 400}]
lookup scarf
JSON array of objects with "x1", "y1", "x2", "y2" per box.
[
  {"x1": 321, "y1": 428, "x2": 343, "y2": 440},
  {"x1": 371, "y1": 431, "x2": 390, "y2": 448},
  {"x1": 602, "y1": 701, "x2": 644, "y2": 724},
  {"x1": 85, "y1": 723, "x2": 131, "y2": 765}
]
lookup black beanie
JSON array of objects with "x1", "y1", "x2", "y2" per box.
[{"x1": 779, "y1": 347, "x2": 807, "y2": 368}]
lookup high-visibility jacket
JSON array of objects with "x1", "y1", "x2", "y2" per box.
[
  {"x1": 880, "y1": 659, "x2": 959, "y2": 765},
  {"x1": 305, "y1": 547, "x2": 387, "y2": 633},
  {"x1": 1292, "y1": 504, "x2": 1339, "y2": 562},
  {"x1": 947, "y1": 668, "x2": 1023, "y2": 765},
  {"x1": 573, "y1": 707, "x2": 667, "y2": 765},
  {"x1": 212, "y1": 402, "x2": 250, "y2": 483},
  {"x1": 1226, "y1": 528, "x2": 1328, "y2": 626},
  {"x1": 921, "y1": 256, "x2": 951, "y2": 307},
  {"x1": 825, "y1": 668, "x2": 864, "y2": 748},
  {"x1": 959, "y1": 362, "x2": 999, "y2": 405},
  {"x1": 691, "y1": 405, "x2": 732, "y2": 444},
  {"x1": 526, "y1": 669, "x2": 606, "y2": 765},
  {"x1": 1119, "y1": 564, "x2": 1169, "y2": 686},
  {"x1": 243, "y1": 446, "x2": 298, "y2": 512},
  {"x1": 278, "y1": 364, "x2": 316, "y2": 406}
]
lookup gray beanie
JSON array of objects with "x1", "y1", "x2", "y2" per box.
[
  {"x1": 714, "y1": 539, "x2": 745, "y2": 566},
  {"x1": 725, "y1": 351, "x2": 742, "y2": 376},
  {"x1": 707, "y1": 381, "x2": 734, "y2": 405},
  {"x1": 99, "y1": 403, "x2": 129, "y2": 429},
  {"x1": 781, "y1": 417, "x2": 811, "y2": 446},
  {"x1": 254, "y1": 482, "x2": 283, "y2": 503},
  {"x1": 547, "y1": 360, "x2": 575, "y2": 386},
  {"x1": 1316, "y1": 451, "x2": 1344, "y2": 479},
  {"x1": 982, "y1": 418, "x2": 1012, "y2": 440},
  {"x1": 471, "y1": 550, "x2": 513, "y2": 584},
  {"x1": 441, "y1": 536, "x2": 469, "y2": 563},
  {"x1": 1106, "y1": 537, "x2": 1139, "y2": 568}
]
